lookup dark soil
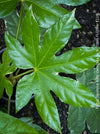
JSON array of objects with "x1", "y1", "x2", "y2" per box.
[{"x1": 0, "y1": 0, "x2": 100, "y2": 134}]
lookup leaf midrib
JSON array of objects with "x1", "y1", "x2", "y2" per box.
[
  {"x1": 37, "y1": 72, "x2": 54, "y2": 115},
  {"x1": 37, "y1": 29, "x2": 62, "y2": 67},
  {"x1": 30, "y1": 16, "x2": 37, "y2": 66},
  {"x1": 38, "y1": 70, "x2": 96, "y2": 99},
  {"x1": 37, "y1": 14, "x2": 75, "y2": 67},
  {"x1": 38, "y1": 70, "x2": 74, "y2": 92}
]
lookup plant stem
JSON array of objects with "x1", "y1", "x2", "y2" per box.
[
  {"x1": 8, "y1": 96, "x2": 11, "y2": 114},
  {"x1": 13, "y1": 69, "x2": 34, "y2": 79},
  {"x1": 15, "y1": 68, "x2": 20, "y2": 76},
  {"x1": 15, "y1": 1, "x2": 24, "y2": 77},
  {"x1": 16, "y1": 1, "x2": 23, "y2": 40}
]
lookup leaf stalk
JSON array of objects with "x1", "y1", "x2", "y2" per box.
[
  {"x1": 13, "y1": 69, "x2": 34, "y2": 79},
  {"x1": 8, "y1": 96, "x2": 11, "y2": 114},
  {"x1": 16, "y1": 1, "x2": 23, "y2": 40}
]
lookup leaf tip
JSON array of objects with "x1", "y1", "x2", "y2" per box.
[
  {"x1": 29, "y1": 4, "x2": 33, "y2": 11},
  {"x1": 72, "y1": 8, "x2": 76, "y2": 15}
]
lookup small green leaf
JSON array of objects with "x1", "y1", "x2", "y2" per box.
[
  {"x1": 2, "y1": 49, "x2": 16, "y2": 75},
  {"x1": 0, "y1": 0, "x2": 19, "y2": 18},
  {"x1": 4, "y1": 77, "x2": 13, "y2": 97},
  {"x1": 0, "y1": 111, "x2": 39, "y2": 134},
  {"x1": 0, "y1": 76, "x2": 13, "y2": 98},
  {"x1": 0, "y1": 49, "x2": 16, "y2": 98}
]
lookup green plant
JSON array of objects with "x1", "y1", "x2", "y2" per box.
[
  {"x1": 0, "y1": 111, "x2": 48, "y2": 134},
  {"x1": 68, "y1": 65, "x2": 100, "y2": 133},
  {"x1": 0, "y1": 0, "x2": 100, "y2": 133}
]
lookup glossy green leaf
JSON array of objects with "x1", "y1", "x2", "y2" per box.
[
  {"x1": 21, "y1": 6, "x2": 40, "y2": 67},
  {"x1": 86, "y1": 108, "x2": 100, "y2": 133},
  {"x1": 0, "y1": 77, "x2": 13, "y2": 98},
  {"x1": 0, "y1": 50, "x2": 16, "y2": 98},
  {"x1": 5, "y1": 34, "x2": 34, "y2": 69},
  {"x1": 6, "y1": 7, "x2": 100, "y2": 133},
  {"x1": 68, "y1": 105, "x2": 100, "y2": 133},
  {"x1": 16, "y1": 72, "x2": 61, "y2": 132},
  {"x1": 4, "y1": 1, "x2": 80, "y2": 44},
  {"x1": 50, "y1": 0, "x2": 90, "y2": 6},
  {"x1": 48, "y1": 47, "x2": 100, "y2": 74},
  {"x1": 2, "y1": 49, "x2": 16, "y2": 75},
  {"x1": 0, "y1": 0, "x2": 19, "y2": 18},
  {"x1": 0, "y1": 111, "x2": 39, "y2": 134},
  {"x1": 20, "y1": 117, "x2": 49, "y2": 134},
  {"x1": 25, "y1": 0, "x2": 90, "y2": 7},
  {"x1": 4, "y1": 10, "x2": 22, "y2": 43},
  {"x1": 68, "y1": 66, "x2": 100, "y2": 133},
  {"x1": 24, "y1": 1, "x2": 81, "y2": 29},
  {"x1": 3, "y1": 76, "x2": 13, "y2": 97},
  {"x1": 68, "y1": 106, "x2": 86, "y2": 134}
]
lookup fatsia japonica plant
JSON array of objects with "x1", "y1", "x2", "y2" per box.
[
  {"x1": 68, "y1": 66, "x2": 100, "y2": 134},
  {"x1": 0, "y1": 0, "x2": 100, "y2": 133},
  {"x1": 5, "y1": 6, "x2": 100, "y2": 132}
]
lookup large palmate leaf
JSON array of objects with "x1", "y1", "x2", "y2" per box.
[
  {"x1": 0, "y1": 0, "x2": 19, "y2": 18},
  {"x1": 0, "y1": 111, "x2": 45, "y2": 134},
  {"x1": 5, "y1": 7, "x2": 100, "y2": 132},
  {"x1": 68, "y1": 66, "x2": 100, "y2": 134},
  {"x1": 24, "y1": 0, "x2": 81, "y2": 29},
  {"x1": 0, "y1": 49, "x2": 16, "y2": 98}
]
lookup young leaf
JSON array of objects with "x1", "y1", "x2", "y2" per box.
[
  {"x1": 0, "y1": 49, "x2": 16, "y2": 98},
  {"x1": 2, "y1": 49, "x2": 16, "y2": 75},
  {"x1": 0, "y1": 0, "x2": 19, "y2": 18},
  {"x1": 68, "y1": 66, "x2": 100, "y2": 133},
  {"x1": 5, "y1": 7, "x2": 100, "y2": 132},
  {"x1": 0, "y1": 111, "x2": 39, "y2": 134}
]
